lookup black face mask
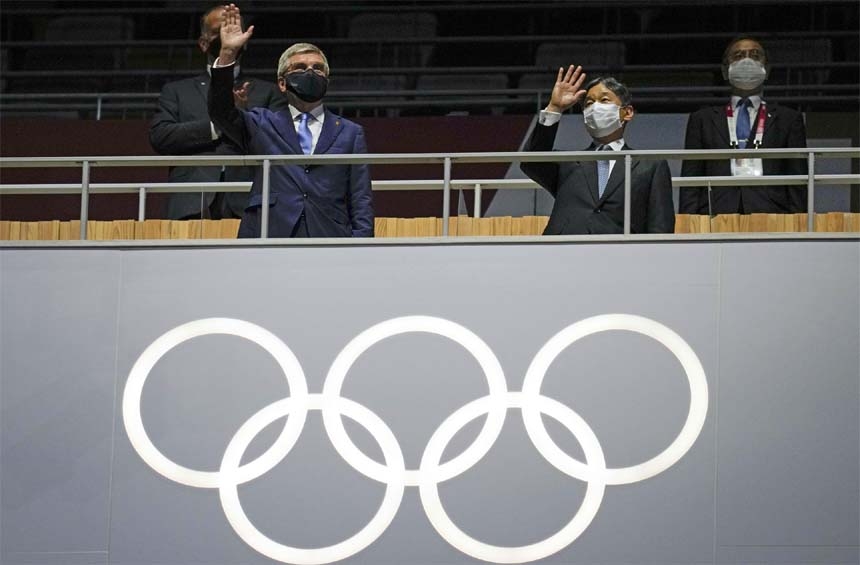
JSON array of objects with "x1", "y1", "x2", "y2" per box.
[{"x1": 285, "y1": 70, "x2": 328, "y2": 103}]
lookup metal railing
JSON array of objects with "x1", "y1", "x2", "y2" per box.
[
  {"x1": 2, "y1": 81, "x2": 859, "y2": 119},
  {"x1": 1, "y1": 148, "x2": 858, "y2": 239}
]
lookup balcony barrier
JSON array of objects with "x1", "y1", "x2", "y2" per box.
[{"x1": 1, "y1": 148, "x2": 858, "y2": 240}]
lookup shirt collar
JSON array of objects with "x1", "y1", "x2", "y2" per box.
[
  {"x1": 206, "y1": 63, "x2": 241, "y2": 79},
  {"x1": 730, "y1": 94, "x2": 763, "y2": 110},
  {"x1": 289, "y1": 104, "x2": 326, "y2": 124},
  {"x1": 598, "y1": 138, "x2": 625, "y2": 151}
]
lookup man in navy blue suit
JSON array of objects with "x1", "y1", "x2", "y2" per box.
[{"x1": 209, "y1": 3, "x2": 374, "y2": 238}]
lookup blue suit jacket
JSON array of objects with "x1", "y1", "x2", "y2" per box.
[{"x1": 209, "y1": 65, "x2": 374, "y2": 238}]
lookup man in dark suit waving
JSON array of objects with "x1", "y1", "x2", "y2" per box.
[
  {"x1": 520, "y1": 66, "x2": 674, "y2": 234},
  {"x1": 678, "y1": 37, "x2": 808, "y2": 214},
  {"x1": 149, "y1": 4, "x2": 287, "y2": 221},
  {"x1": 208, "y1": 3, "x2": 374, "y2": 238}
]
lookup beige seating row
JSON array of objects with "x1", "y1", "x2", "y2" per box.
[{"x1": 1, "y1": 214, "x2": 858, "y2": 241}]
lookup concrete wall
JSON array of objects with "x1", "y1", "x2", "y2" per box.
[{"x1": 2, "y1": 239, "x2": 858, "y2": 564}]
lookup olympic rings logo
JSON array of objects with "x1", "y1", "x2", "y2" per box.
[{"x1": 122, "y1": 314, "x2": 708, "y2": 565}]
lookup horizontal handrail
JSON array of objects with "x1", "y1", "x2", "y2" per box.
[
  {"x1": 4, "y1": 30, "x2": 859, "y2": 49},
  {"x1": 1, "y1": 149, "x2": 857, "y2": 238},
  {"x1": 1, "y1": 148, "x2": 858, "y2": 168},
  {"x1": 2, "y1": 84, "x2": 857, "y2": 102},
  {"x1": 2, "y1": 0, "x2": 855, "y2": 17},
  {"x1": 2, "y1": 175, "x2": 859, "y2": 196},
  {"x1": 2, "y1": 62, "x2": 855, "y2": 79}
]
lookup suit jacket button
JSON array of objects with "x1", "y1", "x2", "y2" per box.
[
  {"x1": 304, "y1": 167, "x2": 310, "y2": 173},
  {"x1": 595, "y1": 208, "x2": 602, "y2": 213},
  {"x1": 303, "y1": 193, "x2": 308, "y2": 198}
]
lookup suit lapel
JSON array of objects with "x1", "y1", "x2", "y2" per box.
[
  {"x1": 194, "y1": 73, "x2": 209, "y2": 106},
  {"x1": 582, "y1": 145, "x2": 600, "y2": 204},
  {"x1": 598, "y1": 144, "x2": 640, "y2": 203},
  {"x1": 270, "y1": 110, "x2": 303, "y2": 155},
  {"x1": 709, "y1": 106, "x2": 731, "y2": 147},
  {"x1": 761, "y1": 103, "x2": 780, "y2": 144},
  {"x1": 313, "y1": 109, "x2": 344, "y2": 155}
]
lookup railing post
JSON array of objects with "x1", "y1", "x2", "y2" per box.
[
  {"x1": 474, "y1": 183, "x2": 482, "y2": 219},
  {"x1": 138, "y1": 187, "x2": 146, "y2": 221},
  {"x1": 261, "y1": 159, "x2": 271, "y2": 238},
  {"x1": 442, "y1": 157, "x2": 452, "y2": 236},
  {"x1": 807, "y1": 151, "x2": 815, "y2": 232},
  {"x1": 623, "y1": 154, "x2": 632, "y2": 235},
  {"x1": 96, "y1": 96, "x2": 102, "y2": 121},
  {"x1": 80, "y1": 161, "x2": 90, "y2": 240}
]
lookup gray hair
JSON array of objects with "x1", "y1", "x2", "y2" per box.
[
  {"x1": 277, "y1": 43, "x2": 330, "y2": 78},
  {"x1": 582, "y1": 76, "x2": 633, "y2": 107}
]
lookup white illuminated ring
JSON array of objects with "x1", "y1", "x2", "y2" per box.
[
  {"x1": 322, "y1": 316, "x2": 508, "y2": 486},
  {"x1": 122, "y1": 318, "x2": 309, "y2": 488},
  {"x1": 124, "y1": 314, "x2": 710, "y2": 564},
  {"x1": 521, "y1": 314, "x2": 708, "y2": 485},
  {"x1": 219, "y1": 394, "x2": 405, "y2": 565},
  {"x1": 419, "y1": 392, "x2": 606, "y2": 564}
]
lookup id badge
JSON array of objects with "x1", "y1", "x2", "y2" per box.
[{"x1": 733, "y1": 157, "x2": 764, "y2": 177}]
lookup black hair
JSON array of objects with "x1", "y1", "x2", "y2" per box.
[
  {"x1": 722, "y1": 36, "x2": 768, "y2": 65},
  {"x1": 582, "y1": 76, "x2": 632, "y2": 107}
]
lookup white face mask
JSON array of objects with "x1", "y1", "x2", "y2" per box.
[
  {"x1": 583, "y1": 102, "x2": 623, "y2": 139},
  {"x1": 728, "y1": 58, "x2": 767, "y2": 91}
]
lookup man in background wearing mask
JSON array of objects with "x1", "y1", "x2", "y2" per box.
[
  {"x1": 520, "y1": 66, "x2": 674, "y2": 234},
  {"x1": 208, "y1": 4, "x2": 373, "y2": 238},
  {"x1": 678, "y1": 37, "x2": 808, "y2": 215},
  {"x1": 149, "y1": 4, "x2": 286, "y2": 221}
]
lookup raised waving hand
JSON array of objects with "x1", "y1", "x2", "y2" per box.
[
  {"x1": 546, "y1": 65, "x2": 587, "y2": 113},
  {"x1": 218, "y1": 3, "x2": 254, "y2": 66}
]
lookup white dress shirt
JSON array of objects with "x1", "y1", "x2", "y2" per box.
[{"x1": 288, "y1": 104, "x2": 326, "y2": 154}]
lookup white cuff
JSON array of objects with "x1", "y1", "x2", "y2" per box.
[
  {"x1": 212, "y1": 57, "x2": 235, "y2": 69},
  {"x1": 210, "y1": 122, "x2": 220, "y2": 140},
  {"x1": 538, "y1": 110, "x2": 562, "y2": 126}
]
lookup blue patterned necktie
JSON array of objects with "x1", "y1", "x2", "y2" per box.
[
  {"x1": 297, "y1": 112, "x2": 313, "y2": 155},
  {"x1": 597, "y1": 145, "x2": 610, "y2": 198},
  {"x1": 736, "y1": 98, "x2": 752, "y2": 149}
]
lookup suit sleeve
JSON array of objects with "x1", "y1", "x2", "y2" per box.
[
  {"x1": 149, "y1": 81, "x2": 214, "y2": 155},
  {"x1": 784, "y1": 110, "x2": 809, "y2": 213},
  {"x1": 519, "y1": 121, "x2": 561, "y2": 197},
  {"x1": 347, "y1": 127, "x2": 374, "y2": 237},
  {"x1": 678, "y1": 111, "x2": 707, "y2": 214},
  {"x1": 208, "y1": 65, "x2": 251, "y2": 153},
  {"x1": 647, "y1": 160, "x2": 676, "y2": 233}
]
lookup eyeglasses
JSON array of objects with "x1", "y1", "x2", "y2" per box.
[
  {"x1": 727, "y1": 48, "x2": 766, "y2": 63},
  {"x1": 285, "y1": 63, "x2": 327, "y2": 75}
]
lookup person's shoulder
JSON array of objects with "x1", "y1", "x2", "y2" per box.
[
  {"x1": 688, "y1": 105, "x2": 721, "y2": 118},
  {"x1": 325, "y1": 110, "x2": 363, "y2": 131},
  {"x1": 767, "y1": 102, "x2": 802, "y2": 119},
  {"x1": 159, "y1": 73, "x2": 206, "y2": 92}
]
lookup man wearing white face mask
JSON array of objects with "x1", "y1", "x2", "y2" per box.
[
  {"x1": 679, "y1": 37, "x2": 808, "y2": 215},
  {"x1": 520, "y1": 66, "x2": 675, "y2": 235}
]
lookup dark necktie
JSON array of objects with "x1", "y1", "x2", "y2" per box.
[
  {"x1": 736, "y1": 98, "x2": 752, "y2": 149},
  {"x1": 597, "y1": 145, "x2": 611, "y2": 198},
  {"x1": 297, "y1": 112, "x2": 313, "y2": 155}
]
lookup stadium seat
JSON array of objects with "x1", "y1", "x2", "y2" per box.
[
  {"x1": 414, "y1": 73, "x2": 509, "y2": 115},
  {"x1": 335, "y1": 12, "x2": 437, "y2": 68},
  {"x1": 327, "y1": 74, "x2": 409, "y2": 117},
  {"x1": 534, "y1": 41, "x2": 626, "y2": 71},
  {"x1": 766, "y1": 38, "x2": 833, "y2": 85}
]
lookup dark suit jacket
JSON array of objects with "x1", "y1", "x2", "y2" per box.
[
  {"x1": 520, "y1": 121, "x2": 675, "y2": 234},
  {"x1": 208, "y1": 64, "x2": 374, "y2": 238},
  {"x1": 149, "y1": 72, "x2": 287, "y2": 220},
  {"x1": 678, "y1": 103, "x2": 808, "y2": 214}
]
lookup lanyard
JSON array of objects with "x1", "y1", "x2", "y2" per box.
[{"x1": 726, "y1": 101, "x2": 767, "y2": 148}]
